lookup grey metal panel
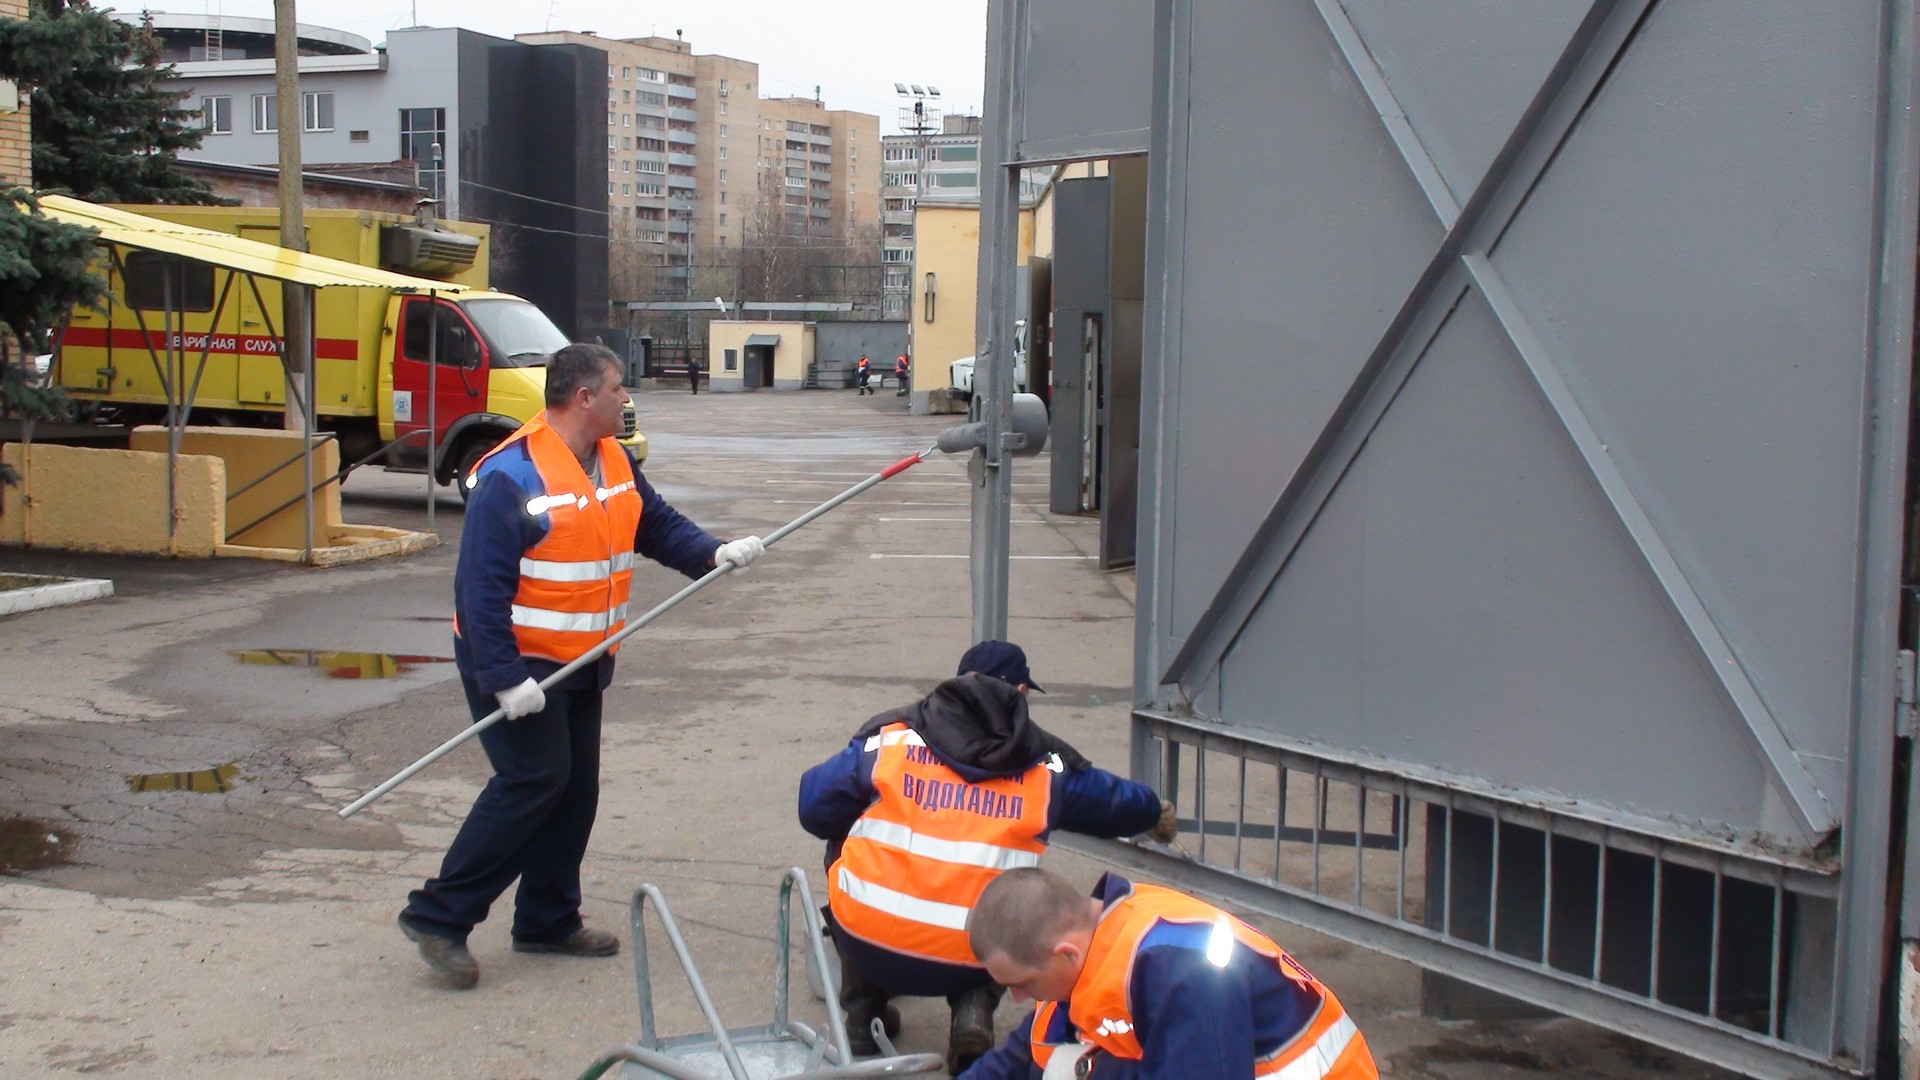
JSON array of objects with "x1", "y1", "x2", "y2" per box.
[
  {"x1": 1161, "y1": 0, "x2": 1446, "y2": 640},
  {"x1": 1337, "y1": 0, "x2": 1591, "y2": 205},
  {"x1": 813, "y1": 321, "x2": 909, "y2": 367},
  {"x1": 1049, "y1": 178, "x2": 1110, "y2": 516},
  {"x1": 1014, "y1": 0, "x2": 1155, "y2": 159},
  {"x1": 1485, "y1": 0, "x2": 1883, "y2": 811},
  {"x1": 1221, "y1": 287, "x2": 1806, "y2": 841}
]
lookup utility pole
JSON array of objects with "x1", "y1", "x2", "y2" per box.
[{"x1": 273, "y1": 0, "x2": 310, "y2": 434}]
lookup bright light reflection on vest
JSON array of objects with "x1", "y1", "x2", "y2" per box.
[{"x1": 1207, "y1": 914, "x2": 1235, "y2": 968}]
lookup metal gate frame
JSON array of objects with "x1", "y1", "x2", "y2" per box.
[{"x1": 974, "y1": 1, "x2": 1920, "y2": 1076}]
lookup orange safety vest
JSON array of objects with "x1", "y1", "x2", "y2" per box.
[
  {"x1": 465, "y1": 412, "x2": 644, "y2": 665},
  {"x1": 895, "y1": 355, "x2": 909, "y2": 374},
  {"x1": 828, "y1": 722, "x2": 1054, "y2": 965},
  {"x1": 1030, "y1": 884, "x2": 1376, "y2": 1080}
]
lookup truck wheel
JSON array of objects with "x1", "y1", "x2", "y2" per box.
[{"x1": 454, "y1": 440, "x2": 491, "y2": 504}]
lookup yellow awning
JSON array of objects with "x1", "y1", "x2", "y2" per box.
[{"x1": 35, "y1": 194, "x2": 469, "y2": 292}]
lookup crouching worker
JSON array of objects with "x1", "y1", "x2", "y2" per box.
[
  {"x1": 798, "y1": 641, "x2": 1176, "y2": 1074},
  {"x1": 958, "y1": 868, "x2": 1378, "y2": 1080}
]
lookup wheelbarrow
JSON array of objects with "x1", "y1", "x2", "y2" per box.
[{"x1": 574, "y1": 867, "x2": 945, "y2": 1080}]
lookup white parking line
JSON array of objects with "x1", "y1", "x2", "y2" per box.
[
  {"x1": 876, "y1": 517, "x2": 1096, "y2": 525},
  {"x1": 869, "y1": 554, "x2": 1097, "y2": 560}
]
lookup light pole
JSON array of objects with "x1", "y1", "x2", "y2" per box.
[
  {"x1": 893, "y1": 83, "x2": 941, "y2": 204},
  {"x1": 893, "y1": 84, "x2": 940, "y2": 393}
]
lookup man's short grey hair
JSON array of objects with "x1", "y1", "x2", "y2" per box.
[
  {"x1": 546, "y1": 343, "x2": 622, "y2": 408},
  {"x1": 968, "y1": 867, "x2": 1093, "y2": 966}
]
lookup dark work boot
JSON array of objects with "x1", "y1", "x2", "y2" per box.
[
  {"x1": 835, "y1": 946, "x2": 900, "y2": 1056},
  {"x1": 947, "y1": 984, "x2": 1002, "y2": 1074},
  {"x1": 398, "y1": 914, "x2": 479, "y2": 989}
]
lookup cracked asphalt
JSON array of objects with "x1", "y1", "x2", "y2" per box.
[{"x1": 0, "y1": 391, "x2": 1734, "y2": 1078}]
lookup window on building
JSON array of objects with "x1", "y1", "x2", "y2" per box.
[
  {"x1": 719, "y1": 235, "x2": 727, "y2": 246},
  {"x1": 302, "y1": 91, "x2": 334, "y2": 132},
  {"x1": 718, "y1": 123, "x2": 728, "y2": 138},
  {"x1": 622, "y1": 66, "x2": 631, "y2": 78},
  {"x1": 718, "y1": 169, "x2": 727, "y2": 183},
  {"x1": 200, "y1": 95, "x2": 231, "y2": 134},
  {"x1": 622, "y1": 114, "x2": 631, "y2": 127},
  {"x1": 718, "y1": 213, "x2": 727, "y2": 225},
  {"x1": 622, "y1": 160, "x2": 631, "y2": 172},
  {"x1": 638, "y1": 66, "x2": 661, "y2": 81},
  {"x1": 251, "y1": 94, "x2": 276, "y2": 133},
  {"x1": 939, "y1": 144, "x2": 979, "y2": 162},
  {"x1": 622, "y1": 183, "x2": 631, "y2": 195},
  {"x1": 608, "y1": 110, "x2": 615, "y2": 125},
  {"x1": 933, "y1": 171, "x2": 978, "y2": 188},
  {"x1": 350, "y1": 129, "x2": 369, "y2": 142},
  {"x1": 718, "y1": 146, "x2": 727, "y2": 160},
  {"x1": 638, "y1": 137, "x2": 665, "y2": 152},
  {"x1": 622, "y1": 89, "x2": 631, "y2": 102},
  {"x1": 719, "y1": 190, "x2": 727, "y2": 202},
  {"x1": 608, "y1": 135, "x2": 616, "y2": 150},
  {"x1": 399, "y1": 107, "x2": 448, "y2": 201},
  {"x1": 638, "y1": 90, "x2": 664, "y2": 106},
  {"x1": 719, "y1": 101, "x2": 728, "y2": 115}
]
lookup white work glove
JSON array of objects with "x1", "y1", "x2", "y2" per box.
[
  {"x1": 496, "y1": 677, "x2": 546, "y2": 720},
  {"x1": 714, "y1": 535, "x2": 766, "y2": 572}
]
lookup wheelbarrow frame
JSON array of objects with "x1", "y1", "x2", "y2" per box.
[{"x1": 576, "y1": 867, "x2": 942, "y2": 1080}]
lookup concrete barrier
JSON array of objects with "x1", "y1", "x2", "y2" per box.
[
  {"x1": 0, "y1": 430, "x2": 436, "y2": 563},
  {"x1": 0, "y1": 442, "x2": 225, "y2": 556}
]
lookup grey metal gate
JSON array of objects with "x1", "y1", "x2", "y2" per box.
[{"x1": 976, "y1": 1, "x2": 1920, "y2": 1076}]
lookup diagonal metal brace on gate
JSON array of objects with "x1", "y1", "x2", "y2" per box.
[{"x1": 1156, "y1": 0, "x2": 1839, "y2": 840}]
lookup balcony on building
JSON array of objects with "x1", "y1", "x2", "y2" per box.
[
  {"x1": 667, "y1": 106, "x2": 698, "y2": 123},
  {"x1": 668, "y1": 129, "x2": 697, "y2": 147},
  {"x1": 667, "y1": 173, "x2": 697, "y2": 190},
  {"x1": 667, "y1": 151, "x2": 697, "y2": 168},
  {"x1": 666, "y1": 218, "x2": 691, "y2": 234},
  {"x1": 809, "y1": 204, "x2": 831, "y2": 219},
  {"x1": 882, "y1": 210, "x2": 912, "y2": 226},
  {"x1": 666, "y1": 194, "x2": 696, "y2": 212},
  {"x1": 667, "y1": 83, "x2": 696, "y2": 100}
]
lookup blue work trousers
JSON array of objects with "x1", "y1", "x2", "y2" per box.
[{"x1": 402, "y1": 670, "x2": 602, "y2": 943}]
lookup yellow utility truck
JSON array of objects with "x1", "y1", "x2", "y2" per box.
[{"x1": 52, "y1": 206, "x2": 641, "y2": 498}]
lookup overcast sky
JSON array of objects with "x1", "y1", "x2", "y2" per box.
[{"x1": 104, "y1": 0, "x2": 990, "y2": 134}]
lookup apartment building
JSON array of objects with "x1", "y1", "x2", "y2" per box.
[
  {"x1": 880, "y1": 115, "x2": 1010, "y2": 319},
  {"x1": 128, "y1": 14, "x2": 611, "y2": 339},
  {"x1": 518, "y1": 31, "x2": 879, "y2": 300},
  {"x1": 0, "y1": 0, "x2": 29, "y2": 185}
]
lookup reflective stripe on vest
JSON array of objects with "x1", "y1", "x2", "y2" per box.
[
  {"x1": 1269, "y1": 1014, "x2": 1361, "y2": 1080},
  {"x1": 1038, "y1": 883, "x2": 1377, "y2": 1080},
  {"x1": 828, "y1": 721, "x2": 1052, "y2": 965},
  {"x1": 846, "y1": 818, "x2": 1043, "y2": 873},
  {"x1": 835, "y1": 865, "x2": 973, "y2": 930},
  {"x1": 468, "y1": 413, "x2": 644, "y2": 665}
]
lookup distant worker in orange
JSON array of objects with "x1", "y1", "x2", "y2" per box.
[
  {"x1": 894, "y1": 353, "x2": 910, "y2": 397},
  {"x1": 857, "y1": 354, "x2": 874, "y2": 395},
  {"x1": 959, "y1": 868, "x2": 1378, "y2": 1080}
]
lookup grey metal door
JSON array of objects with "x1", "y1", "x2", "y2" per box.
[
  {"x1": 1049, "y1": 178, "x2": 1112, "y2": 516},
  {"x1": 980, "y1": 1, "x2": 1920, "y2": 1076}
]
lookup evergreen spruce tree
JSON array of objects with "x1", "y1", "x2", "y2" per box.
[
  {"x1": 0, "y1": 187, "x2": 106, "y2": 484},
  {"x1": 0, "y1": 0, "x2": 224, "y2": 203}
]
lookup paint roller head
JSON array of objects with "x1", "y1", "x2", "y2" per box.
[{"x1": 934, "y1": 393, "x2": 1050, "y2": 458}]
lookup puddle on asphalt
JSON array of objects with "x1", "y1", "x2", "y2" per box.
[
  {"x1": 0, "y1": 817, "x2": 76, "y2": 872},
  {"x1": 231, "y1": 649, "x2": 453, "y2": 679},
  {"x1": 126, "y1": 762, "x2": 244, "y2": 793}
]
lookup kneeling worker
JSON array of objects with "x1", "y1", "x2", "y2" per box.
[
  {"x1": 798, "y1": 642, "x2": 1176, "y2": 1073},
  {"x1": 959, "y1": 867, "x2": 1377, "y2": 1080}
]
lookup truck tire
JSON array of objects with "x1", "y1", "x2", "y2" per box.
[{"x1": 454, "y1": 439, "x2": 492, "y2": 504}]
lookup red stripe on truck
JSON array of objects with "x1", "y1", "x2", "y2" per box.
[{"x1": 62, "y1": 326, "x2": 360, "y2": 361}]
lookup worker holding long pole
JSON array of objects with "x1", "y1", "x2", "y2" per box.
[{"x1": 394, "y1": 344, "x2": 765, "y2": 989}]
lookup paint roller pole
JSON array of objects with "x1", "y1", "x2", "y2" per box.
[{"x1": 337, "y1": 443, "x2": 941, "y2": 818}]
